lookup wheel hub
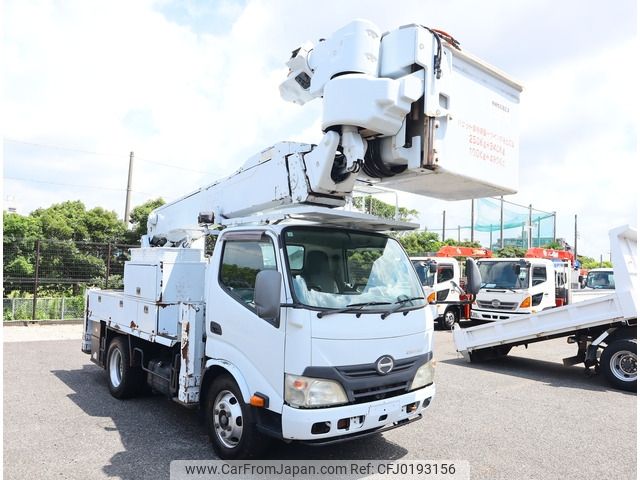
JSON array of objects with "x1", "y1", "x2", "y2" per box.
[
  {"x1": 610, "y1": 350, "x2": 637, "y2": 381},
  {"x1": 213, "y1": 390, "x2": 243, "y2": 448}
]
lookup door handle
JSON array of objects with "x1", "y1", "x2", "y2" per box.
[{"x1": 210, "y1": 321, "x2": 222, "y2": 335}]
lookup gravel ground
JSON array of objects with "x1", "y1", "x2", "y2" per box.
[{"x1": 2, "y1": 324, "x2": 636, "y2": 480}]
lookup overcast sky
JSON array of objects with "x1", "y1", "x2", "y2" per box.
[{"x1": 3, "y1": 0, "x2": 637, "y2": 259}]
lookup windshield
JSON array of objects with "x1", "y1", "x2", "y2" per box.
[
  {"x1": 283, "y1": 227, "x2": 426, "y2": 311},
  {"x1": 412, "y1": 260, "x2": 435, "y2": 287},
  {"x1": 478, "y1": 261, "x2": 530, "y2": 289},
  {"x1": 586, "y1": 271, "x2": 615, "y2": 289}
]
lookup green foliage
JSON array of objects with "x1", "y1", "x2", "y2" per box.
[
  {"x1": 4, "y1": 256, "x2": 34, "y2": 277},
  {"x1": 3, "y1": 295, "x2": 85, "y2": 321},
  {"x1": 442, "y1": 239, "x2": 482, "y2": 248},
  {"x1": 494, "y1": 245, "x2": 526, "y2": 258},
  {"x1": 127, "y1": 197, "x2": 166, "y2": 242},
  {"x1": 3, "y1": 212, "x2": 42, "y2": 239},
  {"x1": 541, "y1": 240, "x2": 564, "y2": 250},
  {"x1": 353, "y1": 196, "x2": 418, "y2": 222},
  {"x1": 578, "y1": 255, "x2": 613, "y2": 270},
  {"x1": 395, "y1": 231, "x2": 442, "y2": 256}
]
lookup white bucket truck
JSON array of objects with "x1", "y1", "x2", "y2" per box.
[{"x1": 82, "y1": 20, "x2": 522, "y2": 458}]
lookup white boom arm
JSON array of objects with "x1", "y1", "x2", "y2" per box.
[{"x1": 146, "y1": 20, "x2": 523, "y2": 246}]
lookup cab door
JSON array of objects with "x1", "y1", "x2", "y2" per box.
[
  {"x1": 205, "y1": 230, "x2": 286, "y2": 409},
  {"x1": 530, "y1": 263, "x2": 554, "y2": 310}
]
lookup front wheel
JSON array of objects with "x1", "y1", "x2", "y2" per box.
[
  {"x1": 439, "y1": 308, "x2": 459, "y2": 330},
  {"x1": 205, "y1": 375, "x2": 267, "y2": 459},
  {"x1": 600, "y1": 339, "x2": 637, "y2": 392}
]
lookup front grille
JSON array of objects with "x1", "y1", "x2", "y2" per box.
[
  {"x1": 337, "y1": 357, "x2": 417, "y2": 378},
  {"x1": 303, "y1": 353, "x2": 431, "y2": 405},
  {"x1": 476, "y1": 300, "x2": 519, "y2": 311},
  {"x1": 353, "y1": 381, "x2": 409, "y2": 403}
]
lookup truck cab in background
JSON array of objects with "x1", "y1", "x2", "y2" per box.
[
  {"x1": 585, "y1": 268, "x2": 615, "y2": 290},
  {"x1": 412, "y1": 246, "x2": 491, "y2": 329},
  {"x1": 412, "y1": 256, "x2": 461, "y2": 329},
  {"x1": 471, "y1": 248, "x2": 572, "y2": 321}
]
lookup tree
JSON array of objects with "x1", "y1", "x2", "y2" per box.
[
  {"x1": 353, "y1": 196, "x2": 418, "y2": 222},
  {"x1": 396, "y1": 231, "x2": 442, "y2": 255},
  {"x1": 3, "y1": 201, "x2": 127, "y2": 296},
  {"x1": 442, "y1": 239, "x2": 482, "y2": 248},
  {"x1": 578, "y1": 255, "x2": 613, "y2": 270},
  {"x1": 126, "y1": 198, "x2": 165, "y2": 243},
  {"x1": 494, "y1": 245, "x2": 526, "y2": 258}
]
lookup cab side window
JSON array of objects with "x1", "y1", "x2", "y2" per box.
[
  {"x1": 532, "y1": 266, "x2": 547, "y2": 286},
  {"x1": 220, "y1": 237, "x2": 277, "y2": 307},
  {"x1": 438, "y1": 265, "x2": 455, "y2": 283}
]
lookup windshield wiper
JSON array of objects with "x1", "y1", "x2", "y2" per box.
[
  {"x1": 485, "y1": 284, "x2": 518, "y2": 293},
  {"x1": 381, "y1": 296, "x2": 425, "y2": 319},
  {"x1": 316, "y1": 301, "x2": 392, "y2": 318}
]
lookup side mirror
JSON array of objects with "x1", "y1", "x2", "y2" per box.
[
  {"x1": 254, "y1": 270, "x2": 282, "y2": 325},
  {"x1": 465, "y1": 258, "x2": 481, "y2": 295},
  {"x1": 428, "y1": 262, "x2": 438, "y2": 273}
]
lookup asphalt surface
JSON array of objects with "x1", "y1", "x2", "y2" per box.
[{"x1": 3, "y1": 324, "x2": 637, "y2": 480}]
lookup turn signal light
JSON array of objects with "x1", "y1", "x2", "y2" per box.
[
  {"x1": 427, "y1": 292, "x2": 436, "y2": 304},
  {"x1": 250, "y1": 394, "x2": 267, "y2": 408},
  {"x1": 519, "y1": 296, "x2": 531, "y2": 308}
]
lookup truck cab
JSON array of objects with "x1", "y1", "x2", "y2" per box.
[
  {"x1": 585, "y1": 268, "x2": 615, "y2": 290},
  {"x1": 412, "y1": 256, "x2": 462, "y2": 329},
  {"x1": 84, "y1": 215, "x2": 437, "y2": 458},
  {"x1": 471, "y1": 257, "x2": 567, "y2": 321}
]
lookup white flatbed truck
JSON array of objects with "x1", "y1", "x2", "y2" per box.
[
  {"x1": 453, "y1": 226, "x2": 637, "y2": 391},
  {"x1": 82, "y1": 20, "x2": 522, "y2": 458}
]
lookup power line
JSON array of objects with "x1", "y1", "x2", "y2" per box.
[
  {"x1": 136, "y1": 157, "x2": 217, "y2": 176},
  {"x1": 4, "y1": 175, "x2": 153, "y2": 195},
  {"x1": 4, "y1": 138, "x2": 121, "y2": 157},
  {"x1": 5, "y1": 137, "x2": 219, "y2": 176}
]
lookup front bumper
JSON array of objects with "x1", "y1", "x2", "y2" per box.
[
  {"x1": 281, "y1": 383, "x2": 435, "y2": 441},
  {"x1": 470, "y1": 309, "x2": 529, "y2": 321}
]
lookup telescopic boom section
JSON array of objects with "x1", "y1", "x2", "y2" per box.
[{"x1": 146, "y1": 20, "x2": 522, "y2": 246}]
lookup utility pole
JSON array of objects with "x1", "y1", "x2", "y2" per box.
[
  {"x1": 458, "y1": 225, "x2": 461, "y2": 243},
  {"x1": 574, "y1": 214, "x2": 578, "y2": 260},
  {"x1": 470, "y1": 199, "x2": 475, "y2": 242},
  {"x1": 500, "y1": 196, "x2": 504, "y2": 248},
  {"x1": 552, "y1": 211, "x2": 557, "y2": 243},
  {"x1": 528, "y1": 204, "x2": 533, "y2": 249},
  {"x1": 124, "y1": 151, "x2": 134, "y2": 227},
  {"x1": 441, "y1": 210, "x2": 446, "y2": 241}
]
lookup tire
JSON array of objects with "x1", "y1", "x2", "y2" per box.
[
  {"x1": 600, "y1": 339, "x2": 637, "y2": 392},
  {"x1": 439, "y1": 308, "x2": 459, "y2": 330},
  {"x1": 106, "y1": 336, "x2": 142, "y2": 399},
  {"x1": 205, "y1": 374, "x2": 267, "y2": 459}
]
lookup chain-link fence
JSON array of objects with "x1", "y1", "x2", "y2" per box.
[{"x1": 3, "y1": 238, "x2": 137, "y2": 321}]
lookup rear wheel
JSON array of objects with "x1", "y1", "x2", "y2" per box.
[
  {"x1": 439, "y1": 308, "x2": 459, "y2": 330},
  {"x1": 600, "y1": 339, "x2": 637, "y2": 392},
  {"x1": 106, "y1": 336, "x2": 142, "y2": 399},
  {"x1": 205, "y1": 375, "x2": 267, "y2": 459}
]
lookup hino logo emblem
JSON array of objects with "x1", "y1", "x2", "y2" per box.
[
  {"x1": 491, "y1": 299, "x2": 501, "y2": 308},
  {"x1": 376, "y1": 355, "x2": 394, "y2": 375}
]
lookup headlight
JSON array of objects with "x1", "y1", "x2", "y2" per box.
[
  {"x1": 284, "y1": 374, "x2": 348, "y2": 408},
  {"x1": 410, "y1": 360, "x2": 435, "y2": 390}
]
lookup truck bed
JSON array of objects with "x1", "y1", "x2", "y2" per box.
[
  {"x1": 86, "y1": 289, "x2": 193, "y2": 347},
  {"x1": 454, "y1": 225, "x2": 637, "y2": 358},
  {"x1": 453, "y1": 291, "x2": 635, "y2": 357}
]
